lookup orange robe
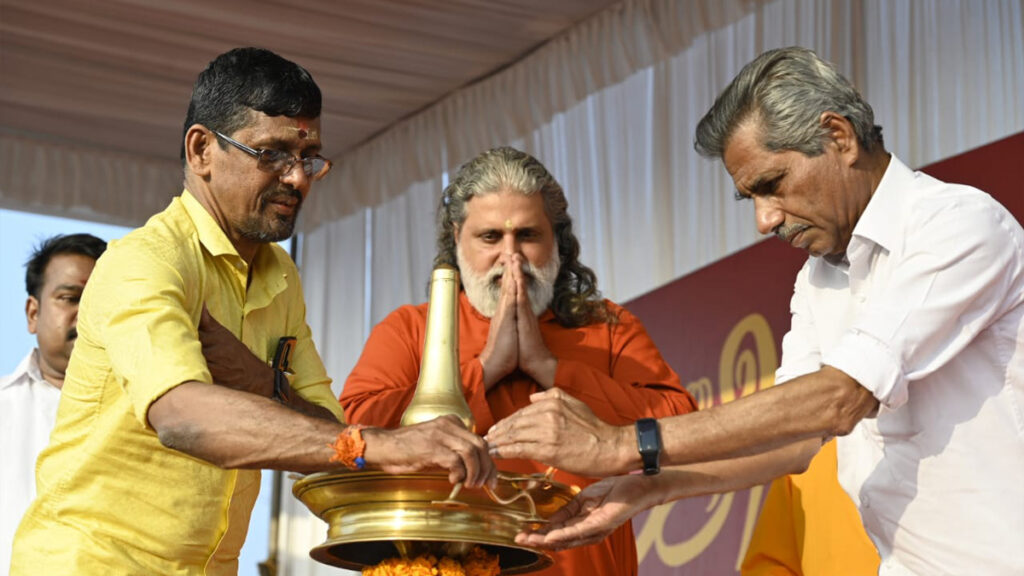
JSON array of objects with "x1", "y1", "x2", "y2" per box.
[
  {"x1": 740, "y1": 440, "x2": 880, "y2": 575},
  {"x1": 341, "y1": 292, "x2": 698, "y2": 576}
]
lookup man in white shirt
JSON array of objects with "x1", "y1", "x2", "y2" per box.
[
  {"x1": 486, "y1": 46, "x2": 1024, "y2": 575},
  {"x1": 0, "y1": 233, "x2": 106, "y2": 573}
]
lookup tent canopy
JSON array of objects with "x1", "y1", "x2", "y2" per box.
[{"x1": 0, "y1": 0, "x2": 620, "y2": 223}]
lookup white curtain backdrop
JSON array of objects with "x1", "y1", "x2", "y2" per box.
[
  {"x1": 280, "y1": 0, "x2": 1024, "y2": 574},
  {"x1": 0, "y1": 134, "x2": 181, "y2": 226}
]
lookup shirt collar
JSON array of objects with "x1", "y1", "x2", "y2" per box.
[
  {"x1": 181, "y1": 189, "x2": 243, "y2": 260},
  {"x1": 179, "y1": 189, "x2": 290, "y2": 310},
  {"x1": 0, "y1": 349, "x2": 45, "y2": 391},
  {"x1": 847, "y1": 155, "x2": 916, "y2": 261}
]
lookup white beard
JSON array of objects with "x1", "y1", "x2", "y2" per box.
[{"x1": 457, "y1": 245, "x2": 560, "y2": 318}]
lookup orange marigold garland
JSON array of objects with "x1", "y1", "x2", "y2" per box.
[
  {"x1": 438, "y1": 557, "x2": 465, "y2": 576},
  {"x1": 462, "y1": 546, "x2": 501, "y2": 576},
  {"x1": 361, "y1": 546, "x2": 500, "y2": 576},
  {"x1": 328, "y1": 425, "x2": 367, "y2": 470}
]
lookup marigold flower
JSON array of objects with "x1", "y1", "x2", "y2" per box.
[
  {"x1": 437, "y1": 556, "x2": 465, "y2": 576},
  {"x1": 362, "y1": 546, "x2": 499, "y2": 576},
  {"x1": 463, "y1": 546, "x2": 501, "y2": 576}
]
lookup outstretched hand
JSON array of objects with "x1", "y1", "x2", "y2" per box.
[
  {"x1": 363, "y1": 414, "x2": 498, "y2": 489},
  {"x1": 516, "y1": 474, "x2": 658, "y2": 550},
  {"x1": 485, "y1": 388, "x2": 633, "y2": 477}
]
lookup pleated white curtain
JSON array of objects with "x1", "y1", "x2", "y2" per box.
[{"x1": 279, "y1": 1, "x2": 1024, "y2": 574}]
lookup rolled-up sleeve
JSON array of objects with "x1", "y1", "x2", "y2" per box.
[
  {"x1": 87, "y1": 236, "x2": 211, "y2": 428},
  {"x1": 824, "y1": 198, "x2": 1023, "y2": 409}
]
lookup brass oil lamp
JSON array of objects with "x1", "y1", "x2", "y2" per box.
[
  {"x1": 399, "y1": 265, "x2": 475, "y2": 431},
  {"x1": 293, "y1": 265, "x2": 575, "y2": 574}
]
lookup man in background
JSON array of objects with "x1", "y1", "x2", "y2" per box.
[
  {"x1": 340, "y1": 146, "x2": 698, "y2": 576},
  {"x1": 0, "y1": 233, "x2": 106, "y2": 574}
]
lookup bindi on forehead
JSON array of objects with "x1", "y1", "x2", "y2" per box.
[{"x1": 288, "y1": 121, "x2": 318, "y2": 140}]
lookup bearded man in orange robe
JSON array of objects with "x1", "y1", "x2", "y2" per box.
[{"x1": 340, "y1": 146, "x2": 698, "y2": 576}]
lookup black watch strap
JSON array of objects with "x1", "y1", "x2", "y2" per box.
[{"x1": 635, "y1": 418, "x2": 661, "y2": 476}]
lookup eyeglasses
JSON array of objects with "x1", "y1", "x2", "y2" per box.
[{"x1": 213, "y1": 130, "x2": 332, "y2": 181}]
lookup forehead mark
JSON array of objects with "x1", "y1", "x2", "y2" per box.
[
  {"x1": 288, "y1": 123, "x2": 317, "y2": 140},
  {"x1": 504, "y1": 218, "x2": 514, "y2": 230}
]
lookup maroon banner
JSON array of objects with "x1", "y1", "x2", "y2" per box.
[
  {"x1": 623, "y1": 131, "x2": 1024, "y2": 574},
  {"x1": 625, "y1": 239, "x2": 802, "y2": 573}
]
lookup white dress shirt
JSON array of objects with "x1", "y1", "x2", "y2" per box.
[
  {"x1": 776, "y1": 156, "x2": 1024, "y2": 576},
  {"x1": 1, "y1": 349, "x2": 60, "y2": 576}
]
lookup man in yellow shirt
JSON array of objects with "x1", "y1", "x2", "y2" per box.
[{"x1": 11, "y1": 47, "x2": 494, "y2": 575}]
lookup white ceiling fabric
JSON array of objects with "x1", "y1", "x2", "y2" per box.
[
  {"x1": 299, "y1": 0, "x2": 764, "y2": 229},
  {"x1": 0, "y1": 0, "x2": 626, "y2": 225}
]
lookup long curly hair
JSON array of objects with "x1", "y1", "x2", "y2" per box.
[{"x1": 435, "y1": 147, "x2": 612, "y2": 327}]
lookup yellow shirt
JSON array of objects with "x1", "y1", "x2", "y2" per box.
[
  {"x1": 12, "y1": 190, "x2": 343, "y2": 575},
  {"x1": 740, "y1": 440, "x2": 880, "y2": 575}
]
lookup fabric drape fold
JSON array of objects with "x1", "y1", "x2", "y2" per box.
[
  {"x1": 0, "y1": 134, "x2": 179, "y2": 226},
  {"x1": 302, "y1": 0, "x2": 763, "y2": 230}
]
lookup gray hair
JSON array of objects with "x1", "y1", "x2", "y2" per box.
[
  {"x1": 694, "y1": 46, "x2": 883, "y2": 158},
  {"x1": 436, "y1": 147, "x2": 611, "y2": 327}
]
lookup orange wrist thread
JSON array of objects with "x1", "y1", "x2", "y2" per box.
[{"x1": 328, "y1": 425, "x2": 367, "y2": 470}]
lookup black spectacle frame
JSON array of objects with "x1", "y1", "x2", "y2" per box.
[{"x1": 213, "y1": 130, "x2": 332, "y2": 181}]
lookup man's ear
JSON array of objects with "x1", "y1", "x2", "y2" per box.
[
  {"x1": 820, "y1": 111, "x2": 859, "y2": 165},
  {"x1": 184, "y1": 124, "x2": 216, "y2": 177},
  {"x1": 26, "y1": 296, "x2": 39, "y2": 335},
  {"x1": 452, "y1": 223, "x2": 461, "y2": 246}
]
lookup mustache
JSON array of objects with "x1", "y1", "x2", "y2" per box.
[
  {"x1": 261, "y1": 187, "x2": 303, "y2": 208},
  {"x1": 486, "y1": 264, "x2": 536, "y2": 286},
  {"x1": 775, "y1": 223, "x2": 810, "y2": 242}
]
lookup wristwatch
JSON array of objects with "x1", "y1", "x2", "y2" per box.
[{"x1": 635, "y1": 418, "x2": 662, "y2": 476}]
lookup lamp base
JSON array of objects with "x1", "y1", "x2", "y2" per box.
[{"x1": 293, "y1": 470, "x2": 576, "y2": 574}]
